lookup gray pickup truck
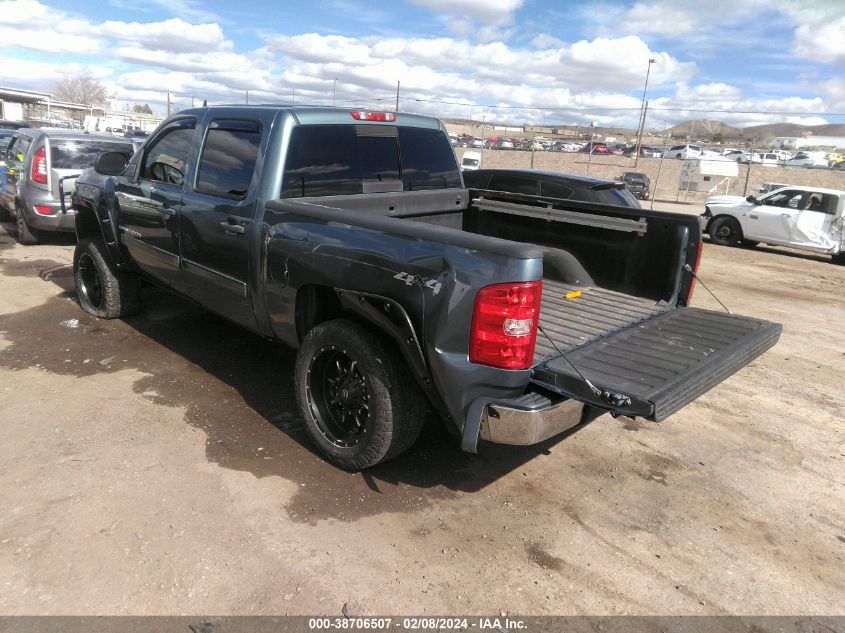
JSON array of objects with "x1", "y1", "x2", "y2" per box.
[{"x1": 70, "y1": 106, "x2": 781, "y2": 470}]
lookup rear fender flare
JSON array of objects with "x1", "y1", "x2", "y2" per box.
[{"x1": 336, "y1": 289, "x2": 450, "y2": 422}]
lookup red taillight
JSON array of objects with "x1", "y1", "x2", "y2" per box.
[
  {"x1": 685, "y1": 240, "x2": 704, "y2": 304},
  {"x1": 350, "y1": 111, "x2": 397, "y2": 122},
  {"x1": 31, "y1": 147, "x2": 47, "y2": 185},
  {"x1": 470, "y1": 281, "x2": 542, "y2": 370},
  {"x1": 33, "y1": 205, "x2": 53, "y2": 215}
]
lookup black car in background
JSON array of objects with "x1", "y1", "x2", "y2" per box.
[
  {"x1": 462, "y1": 168, "x2": 641, "y2": 208},
  {"x1": 619, "y1": 171, "x2": 650, "y2": 200},
  {"x1": 0, "y1": 120, "x2": 31, "y2": 130}
]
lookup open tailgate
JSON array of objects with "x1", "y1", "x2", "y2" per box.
[{"x1": 531, "y1": 307, "x2": 781, "y2": 421}]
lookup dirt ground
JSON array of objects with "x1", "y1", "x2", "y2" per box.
[{"x1": 0, "y1": 217, "x2": 843, "y2": 616}]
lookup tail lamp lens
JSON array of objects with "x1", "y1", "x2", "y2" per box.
[
  {"x1": 31, "y1": 147, "x2": 47, "y2": 185},
  {"x1": 470, "y1": 281, "x2": 542, "y2": 370}
]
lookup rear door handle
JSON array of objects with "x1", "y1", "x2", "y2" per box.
[
  {"x1": 749, "y1": 214, "x2": 758, "y2": 219},
  {"x1": 220, "y1": 220, "x2": 245, "y2": 234}
]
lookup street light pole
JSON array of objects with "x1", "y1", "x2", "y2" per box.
[
  {"x1": 332, "y1": 78, "x2": 337, "y2": 107},
  {"x1": 633, "y1": 58, "x2": 656, "y2": 168}
]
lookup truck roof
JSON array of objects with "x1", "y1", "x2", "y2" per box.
[{"x1": 173, "y1": 105, "x2": 444, "y2": 130}]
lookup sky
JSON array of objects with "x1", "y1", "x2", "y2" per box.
[{"x1": 0, "y1": 0, "x2": 844, "y2": 130}]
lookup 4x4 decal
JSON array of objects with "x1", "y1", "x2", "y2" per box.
[{"x1": 393, "y1": 271, "x2": 442, "y2": 295}]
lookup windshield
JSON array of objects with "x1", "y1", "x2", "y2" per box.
[{"x1": 50, "y1": 140, "x2": 134, "y2": 169}]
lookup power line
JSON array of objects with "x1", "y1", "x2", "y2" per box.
[{"x1": 406, "y1": 96, "x2": 845, "y2": 117}]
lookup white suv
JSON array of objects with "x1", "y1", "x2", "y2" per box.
[{"x1": 663, "y1": 144, "x2": 703, "y2": 159}]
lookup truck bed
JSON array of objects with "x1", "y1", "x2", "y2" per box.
[{"x1": 534, "y1": 280, "x2": 667, "y2": 362}]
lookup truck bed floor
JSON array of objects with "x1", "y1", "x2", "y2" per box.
[{"x1": 534, "y1": 280, "x2": 667, "y2": 362}]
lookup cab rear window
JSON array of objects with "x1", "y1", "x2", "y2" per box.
[
  {"x1": 281, "y1": 124, "x2": 459, "y2": 198},
  {"x1": 51, "y1": 141, "x2": 133, "y2": 169}
]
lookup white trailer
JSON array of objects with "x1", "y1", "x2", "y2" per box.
[{"x1": 678, "y1": 157, "x2": 739, "y2": 199}]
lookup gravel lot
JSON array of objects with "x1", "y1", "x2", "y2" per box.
[{"x1": 0, "y1": 208, "x2": 843, "y2": 615}]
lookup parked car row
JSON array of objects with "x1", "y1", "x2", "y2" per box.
[{"x1": 0, "y1": 127, "x2": 135, "y2": 244}]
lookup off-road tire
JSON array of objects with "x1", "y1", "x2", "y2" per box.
[
  {"x1": 832, "y1": 252, "x2": 845, "y2": 266},
  {"x1": 295, "y1": 318, "x2": 427, "y2": 470},
  {"x1": 15, "y1": 204, "x2": 39, "y2": 245},
  {"x1": 73, "y1": 236, "x2": 141, "y2": 319},
  {"x1": 709, "y1": 216, "x2": 742, "y2": 247}
]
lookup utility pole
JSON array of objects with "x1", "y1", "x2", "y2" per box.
[
  {"x1": 166, "y1": 92, "x2": 171, "y2": 116},
  {"x1": 245, "y1": 90, "x2": 249, "y2": 105},
  {"x1": 633, "y1": 58, "x2": 656, "y2": 168},
  {"x1": 395, "y1": 80, "x2": 400, "y2": 112},
  {"x1": 291, "y1": 87, "x2": 295, "y2": 105},
  {"x1": 332, "y1": 78, "x2": 337, "y2": 107},
  {"x1": 191, "y1": 96, "x2": 195, "y2": 108},
  {"x1": 742, "y1": 146, "x2": 754, "y2": 196}
]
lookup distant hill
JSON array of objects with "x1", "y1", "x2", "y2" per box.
[
  {"x1": 665, "y1": 119, "x2": 845, "y2": 141},
  {"x1": 664, "y1": 120, "x2": 742, "y2": 139},
  {"x1": 740, "y1": 122, "x2": 845, "y2": 138}
]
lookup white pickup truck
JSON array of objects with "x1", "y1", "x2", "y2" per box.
[{"x1": 701, "y1": 185, "x2": 845, "y2": 264}]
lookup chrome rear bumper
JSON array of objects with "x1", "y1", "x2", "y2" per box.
[{"x1": 462, "y1": 392, "x2": 585, "y2": 452}]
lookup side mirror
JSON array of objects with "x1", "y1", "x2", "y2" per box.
[
  {"x1": 95, "y1": 151, "x2": 129, "y2": 176},
  {"x1": 745, "y1": 195, "x2": 758, "y2": 204}
]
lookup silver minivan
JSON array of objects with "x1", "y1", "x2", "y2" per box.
[{"x1": 1, "y1": 129, "x2": 134, "y2": 244}]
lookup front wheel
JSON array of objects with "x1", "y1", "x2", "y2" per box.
[
  {"x1": 295, "y1": 318, "x2": 427, "y2": 470},
  {"x1": 73, "y1": 237, "x2": 141, "y2": 318},
  {"x1": 709, "y1": 216, "x2": 743, "y2": 247}
]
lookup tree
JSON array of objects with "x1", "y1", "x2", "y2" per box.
[
  {"x1": 712, "y1": 131, "x2": 725, "y2": 143},
  {"x1": 132, "y1": 103, "x2": 153, "y2": 114},
  {"x1": 52, "y1": 75, "x2": 108, "y2": 106}
]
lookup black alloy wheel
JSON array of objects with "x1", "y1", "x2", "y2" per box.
[
  {"x1": 76, "y1": 251, "x2": 104, "y2": 311},
  {"x1": 306, "y1": 346, "x2": 371, "y2": 448},
  {"x1": 709, "y1": 216, "x2": 742, "y2": 247}
]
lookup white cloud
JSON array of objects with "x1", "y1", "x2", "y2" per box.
[
  {"x1": 793, "y1": 16, "x2": 845, "y2": 66},
  {"x1": 647, "y1": 83, "x2": 830, "y2": 128},
  {"x1": 409, "y1": 0, "x2": 524, "y2": 25},
  {"x1": 821, "y1": 77, "x2": 845, "y2": 108},
  {"x1": 147, "y1": 0, "x2": 218, "y2": 22},
  {"x1": 0, "y1": 0, "x2": 50, "y2": 23},
  {"x1": 0, "y1": 25, "x2": 102, "y2": 54},
  {"x1": 99, "y1": 18, "x2": 228, "y2": 53},
  {"x1": 617, "y1": 0, "x2": 770, "y2": 36}
]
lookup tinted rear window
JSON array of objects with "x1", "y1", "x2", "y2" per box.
[
  {"x1": 487, "y1": 173, "x2": 537, "y2": 195},
  {"x1": 582, "y1": 188, "x2": 641, "y2": 208},
  {"x1": 51, "y1": 140, "x2": 133, "y2": 169},
  {"x1": 281, "y1": 124, "x2": 458, "y2": 198},
  {"x1": 540, "y1": 180, "x2": 575, "y2": 199},
  {"x1": 282, "y1": 125, "x2": 373, "y2": 198},
  {"x1": 398, "y1": 127, "x2": 460, "y2": 191}
]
